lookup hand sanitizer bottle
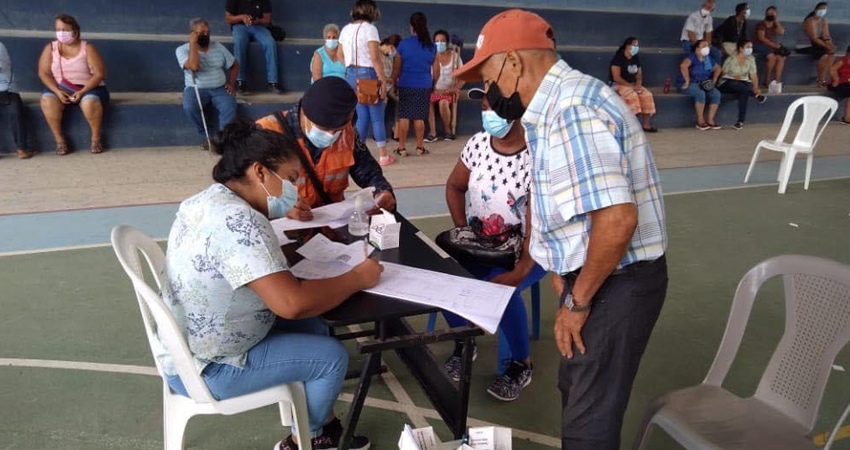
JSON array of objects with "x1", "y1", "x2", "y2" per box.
[{"x1": 348, "y1": 194, "x2": 370, "y2": 236}]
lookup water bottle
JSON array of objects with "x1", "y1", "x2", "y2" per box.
[
  {"x1": 663, "y1": 76, "x2": 671, "y2": 94},
  {"x1": 348, "y1": 195, "x2": 370, "y2": 236}
]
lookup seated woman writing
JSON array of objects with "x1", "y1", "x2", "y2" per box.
[{"x1": 160, "y1": 118, "x2": 379, "y2": 450}]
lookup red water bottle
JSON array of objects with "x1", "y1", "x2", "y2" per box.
[{"x1": 663, "y1": 76, "x2": 671, "y2": 94}]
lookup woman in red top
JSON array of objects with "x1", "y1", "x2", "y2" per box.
[{"x1": 829, "y1": 44, "x2": 850, "y2": 124}]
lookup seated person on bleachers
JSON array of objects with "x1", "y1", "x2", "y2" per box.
[
  {"x1": 225, "y1": 0, "x2": 282, "y2": 94},
  {"x1": 829, "y1": 45, "x2": 850, "y2": 124},
  {"x1": 311, "y1": 23, "x2": 346, "y2": 82},
  {"x1": 162, "y1": 118, "x2": 377, "y2": 450},
  {"x1": 426, "y1": 29, "x2": 464, "y2": 143},
  {"x1": 678, "y1": 39, "x2": 722, "y2": 130},
  {"x1": 715, "y1": 3, "x2": 750, "y2": 57},
  {"x1": 0, "y1": 41, "x2": 34, "y2": 159},
  {"x1": 718, "y1": 39, "x2": 766, "y2": 131},
  {"x1": 37, "y1": 14, "x2": 109, "y2": 156},
  {"x1": 609, "y1": 37, "x2": 657, "y2": 132},
  {"x1": 795, "y1": 2, "x2": 836, "y2": 88},
  {"x1": 754, "y1": 6, "x2": 788, "y2": 86},
  {"x1": 441, "y1": 88, "x2": 546, "y2": 402},
  {"x1": 177, "y1": 18, "x2": 238, "y2": 150},
  {"x1": 680, "y1": 0, "x2": 722, "y2": 63},
  {"x1": 255, "y1": 76, "x2": 396, "y2": 220}
]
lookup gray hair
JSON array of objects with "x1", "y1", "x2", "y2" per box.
[
  {"x1": 189, "y1": 18, "x2": 209, "y2": 31},
  {"x1": 323, "y1": 23, "x2": 340, "y2": 37}
]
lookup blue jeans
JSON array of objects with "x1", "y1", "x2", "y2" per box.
[
  {"x1": 182, "y1": 86, "x2": 237, "y2": 136},
  {"x1": 166, "y1": 317, "x2": 347, "y2": 437},
  {"x1": 232, "y1": 24, "x2": 279, "y2": 83},
  {"x1": 680, "y1": 40, "x2": 722, "y2": 64},
  {"x1": 443, "y1": 263, "x2": 548, "y2": 362},
  {"x1": 345, "y1": 67, "x2": 387, "y2": 147},
  {"x1": 718, "y1": 79, "x2": 755, "y2": 122},
  {"x1": 678, "y1": 83, "x2": 721, "y2": 105}
]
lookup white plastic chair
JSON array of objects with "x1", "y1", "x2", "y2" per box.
[
  {"x1": 633, "y1": 254, "x2": 850, "y2": 450},
  {"x1": 110, "y1": 225, "x2": 313, "y2": 450},
  {"x1": 743, "y1": 96, "x2": 838, "y2": 194}
]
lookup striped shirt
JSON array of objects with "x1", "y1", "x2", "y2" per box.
[
  {"x1": 521, "y1": 60, "x2": 667, "y2": 275},
  {"x1": 175, "y1": 42, "x2": 235, "y2": 89}
]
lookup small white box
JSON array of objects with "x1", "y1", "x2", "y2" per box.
[{"x1": 369, "y1": 209, "x2": 401, "y2": 250}]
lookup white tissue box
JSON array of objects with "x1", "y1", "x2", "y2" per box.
[{"x1": 369, "y1": 209, "x2": 401, "y2": 250}]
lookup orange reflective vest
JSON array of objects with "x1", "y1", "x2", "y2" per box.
[{"x1": 256, "y1": 112, "x2": 355, "y2": 208}]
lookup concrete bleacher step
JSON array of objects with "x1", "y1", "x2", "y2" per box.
[
  {"x1": 1, "y1": 85, "x2": 840, "y2": 153},
  {"x1": 2, "y1": 32, "x2": 839, "y2": 94},
  {"x1": 5, "y1": 0, "x2": 848, "y2": 49}
]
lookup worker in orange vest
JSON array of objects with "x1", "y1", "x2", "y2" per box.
[{"x1": 256, "y1": 77, "x2": 395, "y2": 220}]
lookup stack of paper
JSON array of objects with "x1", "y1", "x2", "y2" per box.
[
  {"x1": 269, "y1": 190, "x2": 378, "y2": 241},
  {"x1": 290, "y1": 234, "x2": 373, "y2": 279}
]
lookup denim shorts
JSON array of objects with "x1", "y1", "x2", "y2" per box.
[{"x1": 42, "y1": 85, "x2": 110, "y2": 105}]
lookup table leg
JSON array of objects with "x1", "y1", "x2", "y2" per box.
[
  {"x1": 339, "y1": 350, "x2": 381, "y2": 450},
  {"x1": 455, "y1": 335, "x2": 474, "y2": 438}
]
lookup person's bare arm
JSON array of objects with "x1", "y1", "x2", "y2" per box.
[
  {"x1": 249, "y1": 259, "x2": 382, "y2": 319},
  {"x1": 680, "y1": 58, "x2": 692, "y2": 88},
  {"x1": 391, "y1": 54, "x2": 401, "y2": 86},
  {"x1": 756, "y1": 28, "x2": 772, "y2": 48},
  {"x1": 38, "y1": 43, "x2": 65, "y2": 100},
  {"x1": 775, "y1": 20, "x2": 785, "y2": 35},
  {"x1": 256, "y1": 12, "x2": 271, "y2": 26},
  {"x1": 225, "y1": 61, "x2": 239, "y2": 95},
  {"x1": 704, "y1": 30, "x2": 712, "y2": 43},
  {"x1": 611, "y1": 66, "x2": 630, "y2": 87},
  {"x1": 71, "y1": 43, "x2": 106, "y2": 101},
  {"x1": 431, "y1": 59, "x2": 441, "y2": 92},
  {"x1": 687, "y1": 30, "x2": 698, "y2": 43},
  {"x1": 183, "y1": 32, "x2": 201, "y2": 72},
  {"x1": 554, "y1": 203, "x2": 638, "y2": 357},
  {"x1": 491, "y1": 201, "x2": 537, "y2": 287},
  {"x1": 805, "y1": 19, "x2": 829, "y2": 48},
  {"x1": 712, "y1": 63, "x2": 721, "y2": 83},
  {"x1": 368, "y1": 40, "x2": 387, "y2": 98},
  {"x1": 311, "y1": 52, "x2": 323, "y2": 82},
  {"x1": 635, "y1": 68, "x2": 644, "y2": 91},
  {"x1": 445, "y1": 159, "x2": 470, "y2": 227},
  {"x1": 750, "y1": 67, "x2": 761, "y2": 95},
  {"x1": 225, "y1": 11, "x2": 252, "y2": 26}
]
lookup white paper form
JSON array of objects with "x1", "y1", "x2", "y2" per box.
[
  {"x1": 363, "y1": 262, "x2": 514, "y2": 334},
  {"x1": 296, "y1": 234, "x2": 373, "y2": 266},
  {"x1": 269, "y1": 191, "x2": 378, "y2": 234},
  {"x1": 289, "y1": 259, "x2": 352, "y2": 280}
]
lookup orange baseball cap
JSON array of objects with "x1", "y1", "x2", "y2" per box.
[{"x1": 453, "y1": 9, "x2": 555, "y2": 82}]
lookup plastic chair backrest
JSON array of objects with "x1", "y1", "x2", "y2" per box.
[
  {"x1": 111, "y1": 225, "x2": 216, "y2": 404},
  {"x1": 703, "y1": 255, "x2": 850, "y2": 431},
  {"x1": 774, "y1": 96, "x2": 838, "y2": 149}
]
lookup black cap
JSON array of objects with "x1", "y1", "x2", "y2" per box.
[{"x1": 301, "y1": 77, "x2": 357, "y2": 128}]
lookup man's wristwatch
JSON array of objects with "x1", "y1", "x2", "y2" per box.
[{"x1": 564, "y1": 292, "x2": 591, "y2": 312}]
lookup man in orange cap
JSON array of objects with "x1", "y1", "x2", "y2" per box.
[{"x1": 454, "y1": 9, "x2": 668, "y2": 449}]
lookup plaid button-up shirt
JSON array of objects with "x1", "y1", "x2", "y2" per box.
[{"x1": 521, "y1": 60, "x2": 667, "y2": 275}]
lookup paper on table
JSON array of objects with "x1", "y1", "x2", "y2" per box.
[
  {"x1": 398, "y1": 425, "x2": 438, "y2": 450},
  {"x1": 364, "y1": 262, "x2": 514, "y2": 334},
  {"x1": 296, "y1": 234, "x2": 373, "y2": 266},
  {"x1": 270, "y1": 192, "x2": 377, "y2": 235},
  {"x1": 289, "y1": 259, "x2": 352, "y2": 280}
]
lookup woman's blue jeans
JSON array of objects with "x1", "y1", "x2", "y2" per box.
[
  {"x1": 345, "y1": 66, "x2": 387, "y2": 147},
  {"x1": 166, "y1": 317, "x2": 347, "y2": 437},
  {"x1": 443, "y1": 263, "x2": 548, "y2": 363}
]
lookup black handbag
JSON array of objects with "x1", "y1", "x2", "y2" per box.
[
  {"x1": 435, "y1": 217, "x2": 523, "y2": 270},
  {"x1": 267, "y1": 24, "x2": 286, "y2": 42}
]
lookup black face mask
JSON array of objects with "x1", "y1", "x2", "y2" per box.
[
  {"x1": 766, "y1": 14, "x2": 776, "y2": 21},
  {"x1": 485, "y1": 58, "x2": 526, "y2": 121},
  {"x1": 198, "y1": 34, "x2": 211, "y2": 48}
]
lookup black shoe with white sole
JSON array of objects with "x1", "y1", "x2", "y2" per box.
[
  {"x1": 733, "y1": 122, "x2": 744, "y2": 130},
  {"x1": 486, "y1": 360, "x2": 533, "y2": 402},
  {"x1": 275, "y1": 418, "x2": 370, "y2": 450}
]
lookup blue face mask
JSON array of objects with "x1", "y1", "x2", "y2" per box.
[
  {"x1": 816, "y1": 9, "x2": 827, "y2": 17},
  {"x1": 745, "y1": 9, "x2": 751, "y2": 18},
  {"x1": 325, "y1": 39, "x2": 339, "y2": 50},
  {"x1": 481, "y1": 110, "x2": 513, "y2": 139},
  {"x1": 262, "y1": 171, "x2": 298, "y2": 220},
  {"x1": 743, "y1": 47, "x2": 753, "y2": 56},
  {"x1": 630, "y1": 45, "x2": 640, "y2": 56},
  {"x1": 436, "y1": 42, "x2": 447, "y2": 53},
  {"x1": 306, "y1": 123, "x2": 341, "y2": 149}
]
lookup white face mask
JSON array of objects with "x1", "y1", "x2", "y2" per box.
[
  {"x1": 700, "y1": 46, "x2": 711, "y2": 56},
  {"x1": 816, "y1": 8, "x2": 827, "y2": 17},
  {"x1": 743, "y1": 47, "x2": 753, "y2": 56},
  {"x1": 744, "y1": 9, "x2": 751, "y2": 18},
  {"x1": 700, "y1": 8, "x2": 711, "y2": 17}
]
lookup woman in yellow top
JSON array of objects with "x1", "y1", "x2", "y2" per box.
[{"x1": 718, "y1": 39, "x2": 766, "y2": 130}]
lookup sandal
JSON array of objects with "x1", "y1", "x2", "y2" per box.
[
  {"x1": 379, "y1": 155, "x2": 395, "y2": 166},
  {"x1": 707, "y1": 122, "x2": 721, "y2": 130},
  {"x1": 393, "y1": 147, "x2": 408, "y2": 157},
  {"x1": 56, "y1": 141, "x2": 69, "y2": 156},
  {"x1": 91, "y1": 140, "x2": 103, "y2": 154},
  {"x1": 416, "y1": 147, "x2": 430, "y2": 156}
]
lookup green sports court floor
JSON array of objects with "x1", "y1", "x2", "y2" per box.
[{"x1": 1, "y1": 179, "x2": 849, "y2": 449}]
